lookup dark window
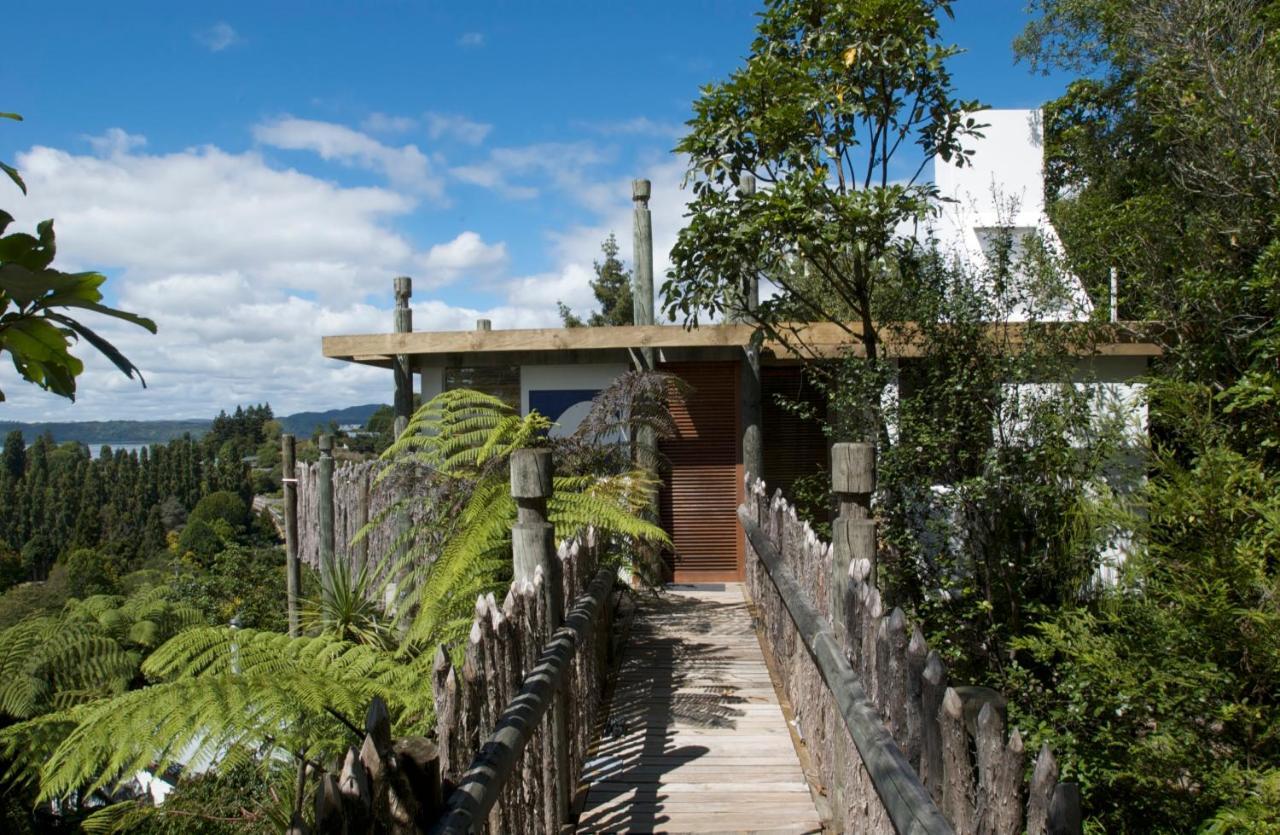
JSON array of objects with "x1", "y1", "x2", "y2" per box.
[{"x1": 444, "y1": 366, "x2": 521, "y2": 411}]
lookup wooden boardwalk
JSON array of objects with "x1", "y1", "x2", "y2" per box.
[{"x1": 576, "y1": 584, "x2": 825, "y2": 834}]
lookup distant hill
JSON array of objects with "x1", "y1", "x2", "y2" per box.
[
  {"x1": 277, "y1": 404, "x2": 384, "y2": 437},
  {"x1": 0, "y1": 404, "x2": 386, "y2": 446}
]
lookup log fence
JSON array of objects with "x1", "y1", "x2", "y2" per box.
[
  {"x1": 287, "y1": 445, "x2": 621, "y2": 834},
  {"x1": 741, "y1": 442, "x2": 1083, "y2": 835}
]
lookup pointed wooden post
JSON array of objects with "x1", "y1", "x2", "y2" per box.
[
  {"x1": 318, "y1": 433, "x2": 335, "y2": 597},
  {"x1": 393, "y1": 276, "x2": 413, "y2": 438},
  {"x1": 282, "y1": 434, "x2": 301, "y2": 637},
  {"x1": 510, "y1": 448, "x2": 571, "y2": 827}
]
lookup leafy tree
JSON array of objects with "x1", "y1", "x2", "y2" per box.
[
  {"x1": 558, "y1": 233, "x2": 635, "y2": 327},
  {"x1": 1017, "y1": 0, "x2": 1280, "y2": 457},
  {"x1": 2, "y1": 429, "x2": 24, "y2": 480},
  {"x1": 663, "y1": 0, "x2": 982, "y2": 410},
  {"x1": 1, "y1": 113, "x2": 156, "y2": 402},
  {"x1": 176, "y1": 519, "x2": 223, "y2": 562},
  {"x1": 188, "y1": 490, "x2": 248, "y2": 533},
  {"x1": 62, "y1": 548, "x2": 117, "y2": 598},
  {"x1": 0, "y1": 544, "x2": 23, "y2": 593}
]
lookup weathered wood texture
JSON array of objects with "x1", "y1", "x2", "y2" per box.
[
  {"x1": 577, "y1": 584, "x2": 824, "y2": 834},
  {"x1": 294, "y1": 698, "x2": 445, "y2": 835},
  {"x1": 300, "y1": 532, "x2": 614, "y2": 835},
  {"x1": 295, "y1": 459, "x2": 439, "y2": 579},
  {"x1": 742, "y1": 475, "x2": 1081, "y2": 835},
  {"x1": 430, "y1": 532, "x2": 617, "y2": 835}
]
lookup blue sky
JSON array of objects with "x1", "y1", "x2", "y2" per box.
[{"x1": 1, "y1": 1, "x2": 1074, "y2": 421}]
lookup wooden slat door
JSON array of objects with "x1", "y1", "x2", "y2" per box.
[{"x1": 658, "y1": 361, "x2": 743, "y2": 582}]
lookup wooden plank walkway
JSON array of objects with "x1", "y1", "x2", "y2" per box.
[{"x1": 576, "y1": 583, "x2": 825, "y2": 834}]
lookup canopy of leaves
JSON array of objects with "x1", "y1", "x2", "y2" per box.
[{"x1": 664, "y1": 0, "x2": 983, "y2": 364}]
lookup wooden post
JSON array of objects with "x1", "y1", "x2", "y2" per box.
[
  {"x1": 282, "y1": 434, "x2": 301, "y2": 637},
  {"x1": 737, "y1": 174, "x2": 763, "y2": 484},
  {"x1": 509, "y1": 448, "x2": 570, "y2": 828},
  {"x1": 393, "y1": 276, "x2": 413, "y2": 438},
  {"x1": 631, "y1": 179, "x2": 654, "y2": 333},
  {"x1": 318, "y1": 434, "x2": 335, "y2": 597},
  {"x1": 832, "y1": 442, "x2": 877, "y2": 591}
]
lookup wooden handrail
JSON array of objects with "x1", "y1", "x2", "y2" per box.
[
  {"x1": 432, "y1": 567, "x2": 615, "y2": 835},
  {"x1": 740, "y1": 507, "x2": 955, "y2": 835}
]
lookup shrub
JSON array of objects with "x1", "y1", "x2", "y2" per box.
[
  {"x1": 188, "y1": 491, "x2": 247, "y2": 532},
  {"x1": 176, "y1": 519, "x2": 223, "y2": 562},
  {"x1": 63, "y1": 548, "x2": 117, "y2": 597}
]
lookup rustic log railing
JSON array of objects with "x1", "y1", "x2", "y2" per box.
[
  {"x1": 742, "y1": 442, "x2": 1082, "y2": 835},
  {"x1": 295, "y1": 448, "x2": 621, "y2": 834}
]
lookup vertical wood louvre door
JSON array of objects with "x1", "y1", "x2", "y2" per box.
[{"x1": 658, "y1": 361, "x2": 742, "y2": 582}]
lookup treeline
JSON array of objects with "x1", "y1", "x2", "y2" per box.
[{"x1": 0, "y1": 403, "x2": 280, "y2": 589}]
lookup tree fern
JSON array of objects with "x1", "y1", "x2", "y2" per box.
[{"x1": 370, "y1": 386, "x2": 669, "y2": 651}]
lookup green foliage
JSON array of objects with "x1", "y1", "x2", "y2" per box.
[
  {"x1": 169, "y1": 544, "x2": 288, "y2": 631},
  {"x1": 1, "y1": 113, "x2": 155, "y2": 402},
  {"x1": 0, "y1": 585, "x2": 203, "y2": 722},
  {"x1": 664, "y1": 0, "x2": 982, "y2": 369},
  {"x1": 372, "y1": 388, "x2": 668, "y2": 651},
  {"x1": 62, "y1": 549, "x2": 118, "y2": 598},
  {"x1": 558, "y1": 233, "x2": 635, "y2": 327},
  {"x1": 0, "y1": 543, "x2": 23, "y2": 593},
  {"x1": 188, "y1": 491, "x2": 248, "y2": 533},
  {"x1": 85, "y1": 757, "x2": 290, "y2": 834},
  {"x1": 0, "y1": 624, "x2": 430, "y2": 807},
  {"x1": 1006, "y1": 421, "x2": 1280, "y2": 832},
  {"x1": 176, "y1": 519, "x2": 223, "y2": 562}
]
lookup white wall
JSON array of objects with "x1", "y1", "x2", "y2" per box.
[
  {"x1": 419, "y1": 366, "x2": 443, "y2": 404},
  {"x1": 928, "y1": 109, "x2": 1094, "y2": 321},
  {"x1": 520, "y1": 363, "x2": 632, "y2": 438}
]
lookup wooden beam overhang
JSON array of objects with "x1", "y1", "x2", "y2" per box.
[{"x1": 322, "y1": 322, "x2": 1162, "y2": 368}]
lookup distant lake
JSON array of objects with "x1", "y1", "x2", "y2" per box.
[
  {"x1": 0, "y1": 441, "x2": 152, "y2": 459},
  {"x1": 87, "y1": 443, "x2": 152, "y2": 459}
]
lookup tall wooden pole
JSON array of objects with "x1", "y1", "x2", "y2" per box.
[
  {"x1": 393, "y1": 276, "x2": 413, "y2": 438},
  {"x1": 631, "y1": 179, "x2": 655, "y2": 337},
  {"x1": 736, "y1": 174, "x2": 763, "y2": 483},
  {"x1": 318, "y1": 433, "x2": 336, "y2": 597},
  {"x1": 509, "y1": 448, "x2": 570, "y2": 828},
  {"x1": 282, "y1": 434, "x2": 300, "y2": 637}
]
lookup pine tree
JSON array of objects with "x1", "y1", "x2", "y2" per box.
[{"x1": 557, "y1": 233, "x2": 635, "y2": 327}]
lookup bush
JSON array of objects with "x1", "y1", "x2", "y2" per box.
[
  {"x1": 188, "y1": 491, "x2": 247, "y2": 532},
  {"x1": 63, "y1": 548, "x2": 117, "y2": 597},
  {"x1": 176, "y1": 519, "x2": 223, "y2": 561},
  {"x1": 169, "y1": 545, "x2": 287, "y2": 630}
]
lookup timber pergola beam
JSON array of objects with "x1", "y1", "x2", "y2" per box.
[{"x1": 323, "y1": 321, "x2": 1162, "y2": 367}]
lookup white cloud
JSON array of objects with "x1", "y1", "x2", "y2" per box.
[
  {"x1": 583, "y1": 117, "x2": 685, "y2": 139},
  {"x1": 425, "y1": 112, "x2": 492, "y2": 146},
  {"x1": 420, "y1": 232, "x2": 508, "y2": 284},
  {"x1": 253, "y1": 116, "x2": 444, "y2": 198},
  {"x1": 84, "y1": 128, "x2": 146, "y2": 157},
  {"x1": 457, "y1": 32, "x2": 485, "y2": 48},
  {"x1": 196, "y1": 22, "x2": 240, "y2": 52},
  {"x1": 361, "y1": 112, "x2": 417, "y2": 134},
  {"x1": 449, "y1": 141, "x2": 611, "y2": 203},
  {"x1": 0, "y1": 127, "x2": 699, "y2": 421},
  {"x1": 0, "y1": 138, "x2": 511, "y2": 420}
]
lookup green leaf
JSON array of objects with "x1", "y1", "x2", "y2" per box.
[
  {"x1": 0, "y1": 161, "x2": 26, "y2": 196},
  {"x1": 45, "y1": 313, "x2": 148, "y2": 386},
  {"x1": 0, "y1": 113, "x2": 22, "y2": 121}
]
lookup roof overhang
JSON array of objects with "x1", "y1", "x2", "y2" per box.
[{"x1": 322, "y1": 322, "x2": 1162, "y2": 369}]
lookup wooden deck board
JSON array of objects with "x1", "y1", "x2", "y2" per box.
[{"x1": 576, "y1": 584, "x2": 825, "y2": 834}]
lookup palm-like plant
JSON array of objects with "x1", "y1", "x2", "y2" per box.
[
  {"x1": 0, "y1": 381, "x2": 675, "y2": 823},
  {"x1": 368, "y1": 387, "x2": 669, "y2": 651}
]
